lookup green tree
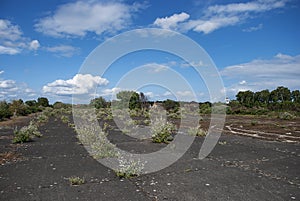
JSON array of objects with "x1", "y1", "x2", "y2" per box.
[
  {"x1": 254, "y1": 89, "x2": 270, "y2": 105},
  {"x1": 116, "y1": 91, "x2": 141, "y2": 110},
  {"x1": 0, "y1": 101, "x2": 12, "y2": 120},
  {"x1": 37, "y1": 97, "x2": 49, "y2": 107},
  {"x1": 163, "y1": 99, "x2": 180, "y2": 112},
  {"x1": 9, "y1": 99, "x2": 27, "y2": 116},
  {"x1": 25, "y1": 100, "x2": 37, "y2": 107},
  {"x1": 236, "y1": 90, "x2": 254, "y2": 107},
  {"x1": 90, "y1": 97, "x2": 108, "y2": 109},
  {"x1": 270, "y1": 86, "x2": 291, "y2": 103},
  {"x1": 292, "y1": 90, "x2": 300, "y2": 103}
]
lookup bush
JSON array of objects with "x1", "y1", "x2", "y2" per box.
[
  {"x1": 0, "y1": 101, "x2": 12, "y2": 121},
  {"x1": 116, "y1": 156, "x2": 144, "y2": 178},
  {"x1": 151, "y1": 118, "x2": 175, "y2": 143},
  {"x1": 12, "y1": 121, "x2": 42, "y2": 143},
  {"x1": 68, "y1": 176, "x2": 85, "y2": 185},
  {"x1": 278, "y1": 112, "x2": 296, "y2": 120},
  {"x1": 13, "y1": 127, "x2": 32, "y2": 143},
  {"x1": 187, "y1": 125, "x2": 207, "y2": 137}
]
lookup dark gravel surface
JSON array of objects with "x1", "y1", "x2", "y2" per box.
[{"x1": 0, "y1": 117, "x2": 299, "y2": 201}]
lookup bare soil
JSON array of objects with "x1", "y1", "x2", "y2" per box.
[{"x1": 0, "y1": 114, "x2": 299, "y2": 200}]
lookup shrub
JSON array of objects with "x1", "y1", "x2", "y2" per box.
[
  {"x1": 278, "y1": 112, "x2": 296, "y2": 120},
  {"x1": 116, "y1": 156, "x2": 144, "y2": 178},
  {"x1": 60, "y1": 115, "x2": 69, "y2": 124},
  {"x1": 151, "y1": 118, "x2": 175, "y2": 143},
  {"x1": 0, "y1": 101, "x2": 12, "y2": 120},
  {"x1": 13, "y1": 127, "x2": 32, "y2": 143},
  {"x1": 68, "y1": 176, "x2": 85, "y2": 185},
  {"x1": 35, "y1": 113, "x2": 49, "y2": 124},
  {"x1": 12, "y1": 121, "x2": 42, "y2": 143},
  {"x1": 187, "y1": 125, "x2": 207, "y2": 137}
]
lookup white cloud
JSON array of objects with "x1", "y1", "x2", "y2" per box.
[
  {"x1": 0, "y1": 78, "x2": 36, "y2": 100},
  {"x1": 0, "y1": 19, "x2": 22, "y2": 41},
  {"x1": 153, "y1": 12, "x2": 190, "y2": 30},
  {"x1": 35, "y1": 1, "x2": 142, "y2": 37},
  {"x1": 221, "y1": 53, "x2": 300, "y2": 96},
  {"x1": 0, "y1": 45, "x2": 20, "y2": 55},
  {"x1": 142, "y1": 63, "x2": 169, "y2": 73},
  {"x1": 29, "y1": 40, "x2": 40, "y2": 50},
  {"x1": 153, "y1": 0, "x2": 288, "y2": 34},
  {"x1": 101, "y1": 87, "x2": 122, "y2": 97},
  {"x1": 45, "y1": 45, "x2": 79, "y2": 57},
  {"x1": 242, "y1": 23, "x2": 263, "y2": 32},
  {"x1": 239, "y1": 80, "x2": 247, "y2": 85},
  {"x1": 43, "y1": 74, "x2": 109, "y2": 96},
  {"x1": 0, "y1": 19, "x2": 40, "y2": 55},
  {"x1": 0, "y1": 70, "x2": 4, "y2": 75}
]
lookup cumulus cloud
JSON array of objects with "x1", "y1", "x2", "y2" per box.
[
  {"x1": 0, "y1": 19, "x2": 40, "y2": 55},
  {"x1": 142, "y1": 63, "x2": 169, "y2": 73},
  {"x1": 0, "y1": 78, "x2": 36, "y2": 100},
  {"x1": 221, "y1": 53, "x2": 300, "y2": 96},
  {"x1": 43, "y1": 74, "x2": 109, "y2": 96},
  {"x1": 35, "y1": 1, "x2": 142, "y2": 37},
  {"x1": 153, "y1": 0, "x2": 288, "y2": 34},
  {"x1": 29, "y1": 40, "x2": 40, "y2": 50},
  {"x1": 45, "y1": 45, "x2": 79, "y2": 57},
  {"x1": 153, "y1": 12, "x2": 190, "y2": 29}
]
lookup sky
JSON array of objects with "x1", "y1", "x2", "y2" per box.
[{"x1": 0, "y1": 0, "x2": 300, "y2": 103}]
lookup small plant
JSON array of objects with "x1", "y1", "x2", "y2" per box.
[
  {"x1": 151, "y1": 118, "x2": 175, "y2": 143},
  {"x1": 60, "y1": 115, "x2": 69, "y2": 124},
  {"x1": 278, "y1": 112, "x2": 296, "y2": 120},
  {"x1": 187, "y1": 125, "x2": 207, "y2": 137},
  {"x1": 68, "y1": 176, "x2": 85, "y2": 186},
  {"x1": 35, "y1": 113, "x2": 49, "y2": 124},
  {"x1": 13, "y1": 127, "x2": 31, "y2": 143},
  {"x1": 251, "y1": 120, "x2": 258, "y2": 126},
  {"x1": 12, "y1": 121, "x2": 42, "y2": 143},
  {"x1": 115, "y1": 156, "x2": 144, "y2": 178},
  {"x1": 102, "y1": 122, "x2": 111, "y2": 132}
]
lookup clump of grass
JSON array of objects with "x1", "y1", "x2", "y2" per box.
[
  {"x1": 12, "y1": 121, "x2": 42, "y2": 143},
  {"x1": 151, "y1": 118, "x2": 175, "y2": 143},
  {"x1": 35, "y1": 113, "x2": 49, "y2": 124},
  {"x1": 251, "y1": 120, "x2": 258, "y2": 126},
  {"x1": 68, "y1": 176, "x2": 85, "y2": 186},
  {"x1": 278, "y1": 112, "x2": 296, "y2": 120},
  {"x1": 60, "y1": 115, "x2": 69, "y2": 124},
  {"x1": 187, "y1": 125, "x2": 207, "y2": 137},
  {"x1": 115, "y1": 156, "x2": 144, "y2": 178}
]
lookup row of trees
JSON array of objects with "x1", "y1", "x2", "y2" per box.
[
  {"x1": 236, "y1": 86, "x2": 300, "y2": 107},
  {"x1": 0, "y1": 97, "x2": 50, "y2": 121},
  {"x1": 91, "y1": 86, "x2": 300, "y2": 116},
  {"x1": 90, "y1": 91, "x2": 149, "y2": 110}
]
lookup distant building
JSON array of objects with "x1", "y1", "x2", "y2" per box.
[{"x1": 225, "y1": 97, "x2": 230, "y2": 104}]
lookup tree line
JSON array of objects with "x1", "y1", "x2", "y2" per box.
[{"x1": 0, "y1": 97, "x2": 70, "y2": 121}]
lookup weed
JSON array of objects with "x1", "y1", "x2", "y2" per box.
[
  {"x1": 60, "y1": 115, "x2": 69, "y2": 124},
  {"x1": 251, "y1": 120, "x2": 258, "y2": 126},
  {"x1": 151, "y1": 118, "x2": 175, "y2": 143},
  {"x1": 68, "y1": 176, "x2": 85, "y2": 186},
  {"x1": 187, "y1": 125, "x2": 207, "y2": 137},
  {"x1": 12, "y1": 121, "x2": 42, "y2": 143},
  {"x1": 115, "y1": 156, "x2": 144, "y2": 178},
  {"x1": 278, "y1": 112, "x2": 296, "y2": 120}
]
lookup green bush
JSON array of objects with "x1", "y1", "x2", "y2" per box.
[
  {"x1": 0, "y1": 101, "x2": 12, "y2": 121},
  {"x1": 12, "y1": 121, "x2": 42, "y2": 143},
  {"x1": 68, "y1": 176, "x2": 85, "y2": 185},
  {"x1": 151, "y1": 118, "x2": 175, "y2": 143},
  {"x1": 116, "y1": 156, "x2": 144, "y2": 178},
  {"x1": 278, "y1": 112, "x2": 296, "y2": 120},
  {"x1": 187, "y1": 125, "x2": 207, "y2": 137}
]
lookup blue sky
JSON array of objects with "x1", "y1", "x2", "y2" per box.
[{"x1": 0, "y1": 0, "x2": 300, "y2": 103}]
